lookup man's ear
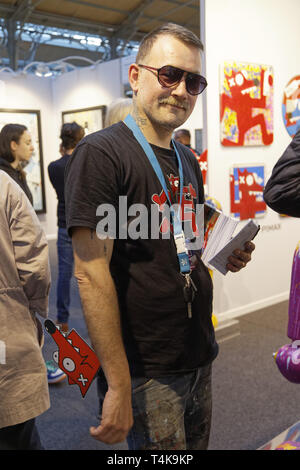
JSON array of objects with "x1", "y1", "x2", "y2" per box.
[{"x1": 128, "y1": 63, "x2": 139, "y2": 95}]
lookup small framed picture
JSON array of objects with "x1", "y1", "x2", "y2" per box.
[{"x1": 62, "y1": 105, "x2": 106, "y2": 136}]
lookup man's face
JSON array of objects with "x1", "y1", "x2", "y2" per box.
[{"x1": 134, "y1": 35, "x2": 202, "y2": 132}]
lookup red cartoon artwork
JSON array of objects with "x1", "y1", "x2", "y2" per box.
[
  {"x1": 197, "y1": 149, "x2": 208, "y2": 187},
  {"x1": 220, "y1": 61, "x2": 273, "y2": 146},
  {"x1": 230, "y1": 165, "x2": 267, "y2": 220},
  {"x1": 189, "y1": 148, "x2": 208, "y2": 191},
  {"x1": 151, "y1": 175, "x2": 199, "y2": 237},
  {"x1": 44, "y1": 320, "x2": 100, "y2": 397}
]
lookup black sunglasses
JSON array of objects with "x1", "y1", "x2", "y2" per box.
[{"x1": 138, "y1": 64, "x2": 207, "y2": 96}]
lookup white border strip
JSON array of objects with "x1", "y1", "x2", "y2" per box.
[{"x1": 216, "y1": 292, "x2": 289, "y2": 323}]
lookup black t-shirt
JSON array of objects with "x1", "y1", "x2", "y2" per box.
[
  {"x1": 48, "y1": 154, "x2": 71, "y2": 228},
  {"x1": 65, "y1": 121, "x2": 218, "y2": 377}
]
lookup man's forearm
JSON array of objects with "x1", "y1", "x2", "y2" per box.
[
  {"x1": 71, "y1": 228, "x2": 133, "y2": 443},
  {"x1": 76, "y1": 264, "x2": 131, "y2": 390}
]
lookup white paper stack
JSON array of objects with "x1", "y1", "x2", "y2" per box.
[
  {"x1": 202, "y1": 216, "x2": 260, "y2": 275},
  {"x1": 208, "y1": 220, "x2": 260, "y2": 275},
  {"x1": 202, "y1": 213, "x2": 238, "y2": 267}
]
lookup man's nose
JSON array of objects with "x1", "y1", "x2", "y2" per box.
[{"x1": 171, "y1": 76, "x2": 188, "y2": 97}]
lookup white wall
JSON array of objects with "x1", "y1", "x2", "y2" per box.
[{"x1": 204, "y1": 0, "x2": 300, "y2": 319}]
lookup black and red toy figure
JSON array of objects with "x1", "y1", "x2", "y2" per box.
[{"x1": 44, "y1": 319, "x2": 101, "y2": 397}]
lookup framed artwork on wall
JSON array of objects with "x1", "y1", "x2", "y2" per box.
[
  {"x1": 0, "y1": 108, "x2": 46, "y2": 213},
  {"x1": 220, "y1": 61, "x2": 274, "y2": 146},
  {"x1": 282, "y1": 75, "x2": 300, "y2": 138},
  {"x1": 62, "y1": 105, "x2": 106, "y2": 135},
  {"x1": 230, "y1": 164, "x2": 267, "y2": 220}
]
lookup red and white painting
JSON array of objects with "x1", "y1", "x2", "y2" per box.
[
  {"x1": 282, "y1": 75, "x2": 300, "y2": 138},
  {"x1": 220, "y1": 61, "x2": 274, "y2": 146},
  {"x1": 230, "y1": 164, "x2": 267, "y2": 220}
]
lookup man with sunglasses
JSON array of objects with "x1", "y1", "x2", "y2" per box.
[{"x1": 65, "y1": 23, "x2": 255, "y2": 450}]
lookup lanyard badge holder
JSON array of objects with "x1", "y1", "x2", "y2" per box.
[{"x1": 124, "y1": 114, "x2": 197, "y2": 318}]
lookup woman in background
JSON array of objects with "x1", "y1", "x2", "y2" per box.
[{"x1": 0, "y1": 124, "x2": 34, "y2": 204}]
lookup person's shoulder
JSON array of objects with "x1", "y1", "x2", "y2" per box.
[
  {"x1": 0, "y1": 165, "x2": 18, "y2": 189},
  {"x1": 0, "y1": 170, "x2": 24, "y2": 201},
  {"x1": 66, "y1": 123, "x2": 127, "y2": 173},
  {"x1": 0, "y1": 156, "x2": 12, "y2": 169},
  {"x1": 0, "y1": 159, "x2": 15, "y2": 178},
  {"x1": 71, "y1": 122, "x2": 130, "y2": 165},
  {"x1": 0, "y1": 169, "x2": 12, "y2": 185},
  {"x1": 48, "y1": 157, "x2": 70, "y2": 181},
  {"x1": 175, "y1": 141, "x2": 199, "y2": 165},
  {"x1": 48, "y1": 157, "x2": 63, "y2": 170},
  {"x1": 82, "y1": 122, "x2": 127, "y2": 149}
]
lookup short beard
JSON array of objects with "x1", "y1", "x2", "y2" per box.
[
  {"x1": 145, "y1": 102, "x2": 189, "y2": 133},
  {"x1": 133, "y1": 97, "x2": 190, "y2": 133}
]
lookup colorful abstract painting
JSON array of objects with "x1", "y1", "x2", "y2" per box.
[
  {"x1": 230, "y1": 164, "x2": 267, "y2": 220},
  {"x1": 220, "y1": 61, "x2": 274, "y2": 146},
  {"x1": 282, "y1": 75, "x2": 300, "y2": 138}
]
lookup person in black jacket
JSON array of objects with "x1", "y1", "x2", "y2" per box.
[
  {"x1": 263, "y1": 128, "x2": 300, "y2": 217},
  {"x1": 0, "y1": 124, "x2": 34, "y2": 204},
  {"x1": 48, "y1": 122, "x2": 84, "y2": 332}
]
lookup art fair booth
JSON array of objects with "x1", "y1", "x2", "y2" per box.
[{"x1": 0, "y1": 0, "x2": 299, "y2": 450}]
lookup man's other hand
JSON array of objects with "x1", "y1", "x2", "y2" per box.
[{"x1": 226, "y1": 241, "x2": 255, "y2": 273}]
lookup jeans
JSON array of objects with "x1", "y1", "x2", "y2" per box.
[
  {"x1": 0, "y1": 419, "x2": 44, "y2": 450},
  {"x1": 56, "y1": 227, "x2": 74, "y2": 324},
  {"x1": 97, "y1": 364, "x2": 212, "y2": 450}
]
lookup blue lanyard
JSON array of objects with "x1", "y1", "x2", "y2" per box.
[{"x1": 124, "y1": 113, "x2": 191, "y2": 274}]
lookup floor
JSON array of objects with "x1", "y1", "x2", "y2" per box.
[{"x1": 36, "y1": 240, "x2": 300, "y2": 450}]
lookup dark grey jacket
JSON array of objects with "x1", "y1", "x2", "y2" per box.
[{"x1": 263, "y1": 128, "x2": 300, "y2": 217}]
